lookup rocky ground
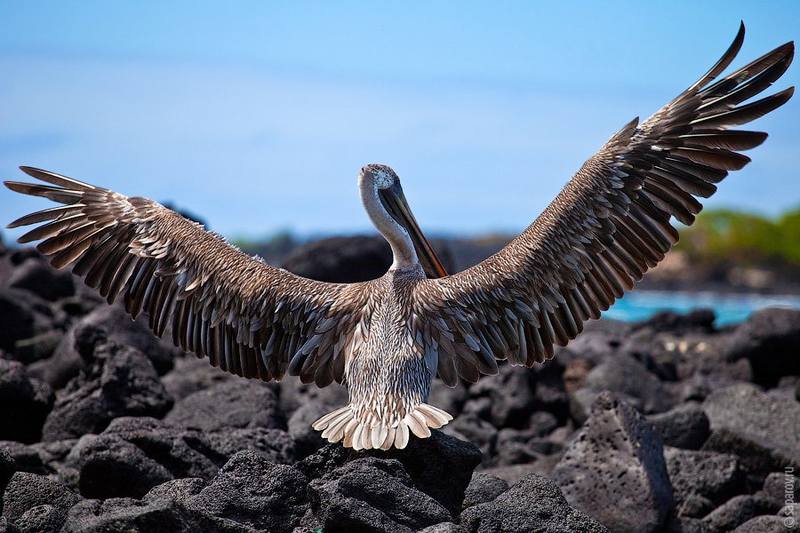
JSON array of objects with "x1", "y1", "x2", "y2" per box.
[{"x1": 1, "y1": 236, "x2": 799, "y2": 533}]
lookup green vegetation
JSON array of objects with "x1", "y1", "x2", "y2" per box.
[{"x1": 677, "y1": 207, "x2": 800, "y2": 267}]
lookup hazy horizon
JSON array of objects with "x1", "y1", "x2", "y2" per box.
[{"x1": 1, "y1": 1, "x2": 798, "y2": 242}]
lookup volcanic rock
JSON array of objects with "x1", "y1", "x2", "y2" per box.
[
  {"x1": 664, "y1": 447, "x2": 743, "y2": 518},
  {"x1": 553, "y1": 392, "x2": 673, "y2": 533},
  {"x1": 459, "y1": 473, "x2": 608, "y2": 533},
  {"x1": 7, "y1": 258, "x2": 74, "y2": 301},
  {"x1": 1, "y1": 471, "x2": 81, "y2": 530},
  {"x1": 41, "y1": 331, "x2": 172, "y2": 441},
  {"x1": 165, "y1": 380, "x2": 283, "y2": 432},
  {"x1": 702, "y1": 383, "x2": 800, "y2": 473},
  {"x1": 648, "y1": 403, "x2": 711, "y2": 450},
  {"x1": 724, "y1": 308, "x2": 800, "y2": 386},
  {"x1": 0, "y1": 360, "x2": 54, "y2": 443}
]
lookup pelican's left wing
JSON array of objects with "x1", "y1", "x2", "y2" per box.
[
  {"x1": 412, "y1": 25, "x2": 794, "y2": 386},
  {"x1": 5, "y1": 168, "x2": 371, "y2": 387}
]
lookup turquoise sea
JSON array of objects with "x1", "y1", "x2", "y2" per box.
[{"x1": 604, "y1": 291, "x2": 800, "y2": 326}]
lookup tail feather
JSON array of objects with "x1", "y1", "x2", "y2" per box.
[{"x1": 312, "y1": 403, "x2": 453, "y2": 450}]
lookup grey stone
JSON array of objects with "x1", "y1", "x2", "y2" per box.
[
  {"x1": 702, "y1": 494, "x2": 778, "y2": 532},
  {"x1": 165, "y1": 380, "x2": 282, "y2": 432},
  {"x1": 41, "y1": 334, "x2": 172, "y2": 441},
  {"x1": 703, "y1": 383, "x2": 800, "y2": 473},
  {"x1": 664, "y1": 447, "x2": 743, "y2": 518},
  {"x1": 8, "y1": 258, "x2": 74, "y2": 302},
  {"x1": 0, "y1": 360, "x2": 54, "y2": 443},
  {"x1": 2, "y1": 472, "x2": 81, "y2": 528},
  {"x1": 553, "y1": 392, "x2": 673, "y2": 533},
  {"x1": 648, "y1": 403, "x2": 710, "y2": 450},
  {"x1": 462, "y1": 473, "x2": 509, "y2": 509},
  {"x1": 459, "y1": 473, "x2": 608, "y2": 533},
  {"x1": 184, "y1": 450, "x2": 309, "y2": 532},
  {"x1": 310, "y1": 457, "x2": 451, "y2": 533}
]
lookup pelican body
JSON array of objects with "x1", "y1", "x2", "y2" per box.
[{"x1": 4, "y1": 24, "x2": 794, "y2": 450}]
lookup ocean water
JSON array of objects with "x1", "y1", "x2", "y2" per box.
[{"x1": 604, "y1": 290, "x2": 800, "y2": 326}]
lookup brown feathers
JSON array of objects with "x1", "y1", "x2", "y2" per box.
[
  {"x1": 4, "y1": 167, "x2": 368, "y2": 384},
  {"x1": 414, "y1": 23, "x2": 793, "y2": 380}
]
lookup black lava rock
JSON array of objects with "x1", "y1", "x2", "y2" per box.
[
  {"x1": 8, "y1": 258, "x2": 75, "y2": 302},
  {"x1": 60, "y1": 496, "x2": 245, "y2": 533},
  {"x1": 41, "y1": 334, "x2": 172, "y2": 441},
  {"x1": 553, "y1": 392, "x2": 673, "y2": 533},
  {"x1": 310, "y1": 457, "x2": 451, "y2": 532},
  {"x1": 459, "y1": 472, "x2": 608, "y2": 533},
  {"x1": 281, "y1": 235, "x2": 454, "y2": 284},
  {"x1": 724, "y1": 308, "x2": 800, "y2": 387},
  {"x1": 183, "y1": 450, "x2": 308, "y2": 532},
  {"x1": 703, "y1": 383, "x2": 800, "y2": 474},
  {"x1": 0, "y1": 288, "x2": 54, "y2": 354},
  {"x1": 38, "y1": 305, "x2": 179, "y2": 388},
  {"x1": 0, "y1": 360, "x2": 54, "y2": 443},
  {"x1": 165, "y1": 380, "x2": 283, "y2": 432},
  {"x1": 664, "y1": 447, "x2": 743, "y2": 518},
  {"x1": 462, "y1": 473, "x2": 509, "y2": 509},
  {"x1": 1, "y1": 471, "x2": 81, "y2": 530},
  {"x1": 648, "y1": 403, "x2": 711, "y2": 450},
  {"x1": 703, "y1": 494, "x2": 779, "y2": 531}
]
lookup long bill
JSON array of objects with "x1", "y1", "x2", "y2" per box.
[{"x1": 378, "y1": 186, "x2": 448, "y2": 279}]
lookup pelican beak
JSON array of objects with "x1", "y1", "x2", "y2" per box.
[{"x1": 379, "y1": 184, "x2": 448, "y2": 279}]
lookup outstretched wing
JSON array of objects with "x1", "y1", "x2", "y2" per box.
[
  {"x1": 5, "y1": 169, "x2": 370, "y2": 387},
  {"x1": 413, "y1": 24, "x2": 794, "y2": 386}
]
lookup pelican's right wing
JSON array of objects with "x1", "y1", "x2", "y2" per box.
[
  {"x1": 412, "y1": 24, "x2": 794, "y2": 385},
  {"x1": 5, "y1": 168, "x2": 372, "y2": 387}
]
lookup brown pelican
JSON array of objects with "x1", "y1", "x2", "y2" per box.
[{"x1": 4, "y1": 24, "x2": 794, "y2": 450}]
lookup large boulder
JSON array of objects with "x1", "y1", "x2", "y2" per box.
[
  {"x1": 36, "y1": 304, "x2": 180, "y2": 388},
  {"x1": 702, "y1": 494, "x2": 779, "y2": 531},
  {"x1": 61, "y1": 497, "x2": 246, "y2": 533},
  {"x1": 72, "y1": 416, "x2": 294, "y2": 500},
  {"x1": 573, "y1": 353, "x2": 675, "y2": 419},
  {"x1": 459, "y1": 473, "x2": 608, "y2": 533},
  {"x1": 1, "y1": 471, "x2": 81, "y2": 530},
  {"x1": 298, "y1": 430, "x2": 481, "y2": 518},
  {"x1": 703, "y1": 383, "x2": 800, "y2": 473},
  {"x1": 552, "y1": 392, "x2": 673, "y2": 533},
  {"x1": 0, "y1": 288, "x2": 55, "y2": 354},
  {"x1": 724, "y1": 308, "x2": 800, "y2": 386},
  {"x1": 648, "y1": 403, "x2": 710, "y2": 450},
  {"x1": 462, "y1": 473, "x2": 509, "y2": 509},
  {"x1": 664, "y1": 447, "x2": 744, "y2": 518},
  {"x1": 160, "y1": 355, "x2": 233, "y2": 401},
  {"x1": 280, "y1": 235, "x2": 453, "y2": 284},
  {"x1": 183, "y1": 450, "x2": 308, "y2": 532},
  {"x1": 7, "y1": 258, "x2": 75, "y2": 302},
  {"x1": 41, "y1": 328, "x2": 172, "y2": 441},
  {"x1": 0, "y1": 360, "x2": 54, "y2": 443},
  {"x1": 310, "y1": 457, "x2": 451, "y2": 532},
  {"x1": 165, "y1": 380, "x2": 283, "y2": 432}
]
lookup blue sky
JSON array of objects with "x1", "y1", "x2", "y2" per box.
[{"x1": 1, "y1": 1, "x2": 798, "y2": 241}]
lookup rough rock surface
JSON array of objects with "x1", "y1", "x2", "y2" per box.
[
  {"x1": 648, "y1": 403, "x2": 710, "y2": 450},
  {"x1": 1, "y1": 241, "x2": 800, "y2": 532},
  {"x1": 703, "y1": 383, "x2": 800, "y2": 473},
  {"x1": 41, "y1": 329, "x2": 172, "y2": 441},
  {"x1": 553, "y1": 392, "x2": 673, "y2": 533},
  {"x1": 459, "y1": 473, "x2": 608, "y2": 532},
  {"x1": 664, "y1": 447, "x2": 743, "y2": 518},
  {"x1": 0, "y1": 360, "x2": 54, "y2": 443},
  {"x1": 165, "y1": 380, "x2": 282, "y2": 432}
]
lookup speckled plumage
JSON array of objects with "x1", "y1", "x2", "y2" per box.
[{"x1": 4, "y1": 24, "x2": 794, "y2": 450}]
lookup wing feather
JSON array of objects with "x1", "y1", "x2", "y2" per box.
[
  {"x1": 5, "y1": 169, "x2": 370, "y2": 384},
  {"x1": 414, "y1": 24, "x2": 794, "y2": 379}
]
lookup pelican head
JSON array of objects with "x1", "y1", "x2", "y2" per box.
[{"x1": 359, "y1": 164, "x2": 447, "y2": 278}]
